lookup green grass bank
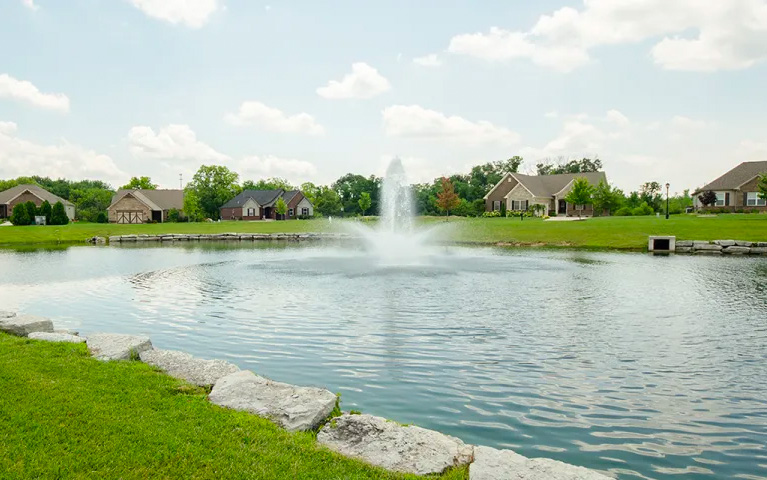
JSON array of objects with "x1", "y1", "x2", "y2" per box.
[
  {"x1": 0, "y1": 333, "x2": 466, "y2": 479},
  {"x1": 1, "y1": 214, "x2": 766, "y2": 249}
]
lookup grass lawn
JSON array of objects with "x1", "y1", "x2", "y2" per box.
[
  {"x1": 0, "y1": 333, "x2": 466, "y2": 480},
  {"x1": 0, "y1": 214, "x2": 766, "y2": 249}
]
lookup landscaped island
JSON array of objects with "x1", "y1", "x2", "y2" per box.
[{"x1": 1, "y1": 214, "x2": 766, "y2": 250}]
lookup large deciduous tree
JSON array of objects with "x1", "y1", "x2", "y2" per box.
[
  {"x1": 358, "y1": 192, "x2": 371, "y2": 217},
  {"x1": 564, "y1": 177, "x2": 595, "y2": 218},
  {"x1": 592, "y1": 180, "x2": 622, "y2": 216},
  {"x1": 537, "y1": 157, "x2": 602, "y2": 176},
  {"x1": 186, "y1": 165, "x2": 241, "y2": 220},
  {"x1": 242, "y1": 177, "x2": 294, "y2": 191},
  {"x1": 314, "y1": 186, "x2": 342, "y2": 217},
  {"x1": 120, "y1": 176, "x2": 157, "y2": 190},
  {"x1": 436, "y1": 177, "x2": 460, "y2": 220},
  {"x1": 332, "y1": 174, "x2": 381, "y2": 216}
]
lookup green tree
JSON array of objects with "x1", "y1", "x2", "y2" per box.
[
  {"x1": 120, "y1": 176, "x2": 157, "y2": 190},
  {"x1": 314, "y1": 186, "x2": 343, "y2": 217},
  {"x1": 50, "y1": 201, "x2": 69, "y2": 225},
  {"x1": 39, "y1": 200, "x2": 52, "y2": 224},
  {"x1": 300, "y1": 182, "x2": 319, "y2": 205},
  {"x1": 183, "y1": 189, "x2": 204, "y2": 222},
  {"x1": 698, "y1": 190, "x2": 718, "y2": 208},
  {"x1": 96, "y1": 212, "x2": 108, "y2": 223},
  {"x1": 9, "y1": 204, "x2": 31, "y2": 225},
  {"x1": 592, "y1": 181, "x2": 622, "y2": 216},
  {"x1": 436, "y1": 177, "x2": 460, "y2": 219},
  {"x1": 758, "y1": 173, "x2": 767, "y2": 201},
  {"x1": 24, "y1": 201, "x2": 39, "y2": 222},
  {"x1": 537, "y1": 157, "x2": 602, "y2": 175},
  {"x1": 186, "y1": 165, "x2": 241, "y2": 220},
  {"x1": 640, "y1": 181, "x2": 662, "y2": 212},
  {"x1": 242, "y1": 177, "x2": 293, "y2": 191},
  {"x1": 167, "y1": 208, "x2": 181, "y2": 222},
  {"x1": 564, "y1": 177, "x2": 595, "y2": 218},
  {"x1": 275, "y1": 197, "x2": 287, "y2": 220},
  {"x1": 332, "y1": 174, "x2": 381, "y2": 216},
  {"x1": 69, "y1": 188, "x2": 113, "y2": 222},
  {"x1": 358, "y1": 192, "x2": 372, "y2": 216}
]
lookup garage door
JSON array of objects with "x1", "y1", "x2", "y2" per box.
[{"x1": 116, "y1": 211, "x2": 143, "y2": 224}]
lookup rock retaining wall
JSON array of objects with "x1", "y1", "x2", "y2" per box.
[
  {"x1": 675, "y1": 240, "x2": 767, "y2": 255},
  {"x1": 2, "y1": 311, "x2": 611, "y2": 479},
  {"x1": 107, "y1": 233, "x2": 351, "y2": 244}
]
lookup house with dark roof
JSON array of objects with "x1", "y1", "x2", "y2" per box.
[
  {"x1": 692, "y1": 161, "x2": 767, "y2": 211},
  {"x1": 484, "y1": 171, "x2": 608, "y2": 216},
  {"x1": 0, "y1": 184, "x2": 75, "y2": 220},
  {"x1": 107, "y1": 189, "x2": 185, "y2": 223},
  {"x1": 220, "y1": 189, "x2": 313, "y2": 220}
]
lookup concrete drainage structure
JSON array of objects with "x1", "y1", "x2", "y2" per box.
[{"x1": 1, "y1": 311, "x2": 612, "y2": 479}]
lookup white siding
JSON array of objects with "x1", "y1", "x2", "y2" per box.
[
  {"x1": 296, "y1": 197, "x2": 313, "y2": 217},
  {"x1": 242, "y1": 198, "x2": 260, "y2": 217}
]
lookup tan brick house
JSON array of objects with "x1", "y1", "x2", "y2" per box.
[
  {"x1": 0, "y1": 184, "x2": 75, "y2": 220},
  {"x1": 692, "y1": 161, "x2": 767, "y2": 211},
  {"x1": 107, "y1": 189, "x2": 184, "y2": 223},
  {"x1": 484, "y1": 171, "x2": 607, "y2": 216},
  {"x1": 220, "y1": 189, "x2": 313, "y2": 220}
]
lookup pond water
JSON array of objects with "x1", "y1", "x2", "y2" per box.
[{"x1": 1, "y1": 243, "x2": 766, "y2": 480}]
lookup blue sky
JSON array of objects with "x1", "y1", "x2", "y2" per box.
[{"x1": 1, "y1": 0, "x2": 766, "y2": 193}]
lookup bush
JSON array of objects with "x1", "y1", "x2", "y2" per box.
[
  {"x1": 615, "y1": 207, "x2": 633, "y2": 216},
  {"x1": 631, "y1": 202, "x2": 654, "y2": 216},
  {"x1": 167, "y1": 208, "x2": 181, "y2": 223},
  {"x1": 505, "y1": 210, "x2": 534, "y2": 218},
  {"x1": 39, "y1": 200, "x2": 52, "y2": 224},
  {"x1": 9, "y1": 205, "x2": 31, "y2": 225},
  {"x1": 24, "y1": 201, "x2": 39, "y2": 222},
  {"x1": 482, "y1": 210, "x2": 501, "y2": 218},
  {"x1": 50, "y1": 201, "x2": 69, "y2": 225},
  {"x1": 96, "y1": 212, "x2": 108, "y2": 223}
]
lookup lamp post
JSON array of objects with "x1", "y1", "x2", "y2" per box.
[{"x1": 665, "y1": 183, "x2": 670, "y2": 220}]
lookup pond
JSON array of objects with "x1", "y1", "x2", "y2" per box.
[{"x1": 1, "y1": 243, "x2": 766, "y2": 480}]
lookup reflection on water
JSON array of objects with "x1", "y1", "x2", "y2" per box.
[{"x1": 1, "y1": 243, "x2": 766, "y2": 480}]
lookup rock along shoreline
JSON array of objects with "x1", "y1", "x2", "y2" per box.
[{"x1": 1, "y1": 310, "x2": 612, "y2": 479}]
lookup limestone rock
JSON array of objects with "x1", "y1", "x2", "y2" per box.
[
  {"x1": 758, "y1": 242, "x2": 767, "y2": 248},
  {"x1": 87, "y1": 333, "x2": 152, "y2": 360},
  {"x1": 675, "y1": 240, "x2": 693, "y2": 247},
  {"x1": 140, "y1": 349, "x2": 239, "y2": 386},
  {"x1": 723, "y1": 246, "x2": 751, "y2": 254},
  {"x1": 693, "y1": 243, "x2": 722, "y2": 251},
  {"x1": 0, "y1": 314, "x2": 54, "y2": 337},
  {"x1": 470, "y1": 446, "x2": 611, "y2": 480},
  {"x1": 750, "y1": 247, "x2": 767, "y2": 254},
  {"x1": 714, "y1": 240, "x2": 736, "y2": 247},
  {"x1": 675, "y1": 247, "x2": 693, "y2": 253},
  {"x1": 29, "y1": 332, "x2": 85, "y2": 343},
  {"x1": 317, "y1": 414, "x2": 473, "y2": 475},
  {"x1": 209, "y1": 370, "x2": 336, "y2": 432},
  {"x1": 0, "y1": 311, "x2": 16, "y2": 320},
  {"x1": 735, "y1": 240, "x2": 754, "y2": 247}
]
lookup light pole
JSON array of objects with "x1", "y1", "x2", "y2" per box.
[{"x1": 665, "y1": 183, "x2": 670, "y2": 220}]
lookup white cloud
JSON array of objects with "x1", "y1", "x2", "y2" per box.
[
  {"x1": 736, "y1": 139, "x2": 767, "y2": 159},
  {"x1": 605, "y1": 109, "x2": 630, "y2": 127},
  {"x1": 129, "y1": 0, "x2": 220, "y2": 28},
  {"x1": 0, "y1": 121, "x2": 125, "y2": 185},
  {"x1": 447, "y1": 1, "x2": 767, "y2": 72},
  {"x1": 0, "y1": 74, "x2": 70, "y2": 112},
  {"x1": 225, "y1": 101, "x2": 324, "y2": 136},
  {"x1": 671, "y1": 115, "x2": 709, "y2": 130},
  {"x1": 22, "y1": 0, "x2": 38, "y2": 11},
  {"x1": 413, "y1": 54, "x2": 442, "y2": 67},
  {"x1": 382, "y1": 105, "x2": 520, "y2": 146},
  {"x1": 128, "y1": 124, "x2": 230, "y2": 162},
  {"x1": 316, "y1": 62, "x2": 391, "y2": 99},
  {"x1": 239, "y1": 155, "x2": 318, "y2": 184}
]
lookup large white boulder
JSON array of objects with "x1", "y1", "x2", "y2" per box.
[
  {"x1": 209, "y1": 370, "x2": 337, "y2": 432},
  {"x1": 28, "y1": 332, "x2": 85, "y2": 344},
  {"x1": 87, "y1": 333, "x2": 152, "y2": 361},
  {"x1": 0, "y1": 311, "x2": 16, "y2": 320},
  {"x1": 470, "y1": 446, "x2": 611, "y2": 480},
  {"x1": 140, "y1": 349, "x2": 239, "y2": 387},
  {"x1": 317, "y1": 413, "x2": 474, "y2": 475},
  {"x1": 0, "y1": 314, "x2": 54, "y2": 337}
]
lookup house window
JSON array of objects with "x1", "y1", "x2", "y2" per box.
[
  {"x1": 301, "y1": 207, "x2": 309, "y2": 216},
  {"x1": 288, "y1": 208, "x2": 294, "y2": 216},
  {"x1": 247, "y1": 208, "x2": 255, "y2": 216},
  {"x1": 715, "y1": 192, "x2": 727, "y2": 206},
  {"x1": 492, "y1": 200, "x2": 501, "y2": 211},
  {"x1": 747, "y1": 192, "x2": 766, "y2": 206},
  {"x1": 511, "y1": 200, "x2": 528, "y2": 211}
]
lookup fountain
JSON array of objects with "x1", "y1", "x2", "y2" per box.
[{"x1": 347, "y1": 157, "x2": 444, "y2": 267}]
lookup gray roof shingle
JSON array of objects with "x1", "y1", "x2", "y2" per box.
[
  {"x1": 0, "y1": 184, "x2": 74, "y2": 206},
  {"x1": 694, "y1": 161, "x2": 767, "y2": 193},
  {"x1": 512, "y1": 171, "x2": 607, "y2": 197},
  {"x1": 220, "y1": 190, "x2": 284, "y2": 209},
  {"x1": 110, "y1": 189, "x2": 184, "y2": 210}
]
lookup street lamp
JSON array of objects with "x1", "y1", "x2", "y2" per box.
[{"x1": 665, "y1": 183, "x2": 670, "y2": 220}]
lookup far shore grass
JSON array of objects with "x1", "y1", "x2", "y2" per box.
[
  {"x1": 1, "y1": 214, "x2": 766, "y2": 249},
  {"x1": 0, "y1": 333, "x2": 466, "y2": 479}
]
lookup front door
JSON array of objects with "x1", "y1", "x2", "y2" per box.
[{"x1": 558, "y1": 200, "x2": 567, "y2": 214}]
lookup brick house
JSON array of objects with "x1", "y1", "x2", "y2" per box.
[
  {"x1": 692, "y1": 161, "x2": 767, "y2": 211},
  {"x1": 107, "y1": 189, "x2": 185, "y2": 223},
  {"x1": 484, "y1": 171, "x2": 607, "y2": 216},
  {"x1": 0, "y1": 184, "x2": 75, "y2": 220},
  {"x1": 220, "y1": 189, "x2": 314, "y2": 220}
]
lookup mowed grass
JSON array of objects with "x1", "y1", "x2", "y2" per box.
[
  {"x1": 1, "y1": 214, "x2": 766, "y2": 249},
  {"x1": 0, "y1": 333, "x2": 467, "y2": 480}
]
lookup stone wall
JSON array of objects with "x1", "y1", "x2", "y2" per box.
[
  {"x1": 675, "y1": 239, "x2": 767, "y2": 255},
  {"x1": 107, "y1": 232, "x2": 350, "y2": 244}
]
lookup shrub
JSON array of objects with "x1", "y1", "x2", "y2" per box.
[
  {"x1": 50, "y1": 201, "x2": 69, "y2": 225},
  {"x1": 39, "y1": 200, "x2": 52, "y2": 224},
  {"x1": 615, "y1": 207, "x2": 633, "y2": 216},
  {"x1": 482, "y1": 210, "x2": 501, "y2": 218},
  {"x1": 24, "y1": 201, "x2": 38, "y2": 222},
  {"x1": 96, "y1": 212, "x2": 108, "y2": 223},
  {"x1": 631, "y1": 202, "x2": 654, "y2": 216},
  {"x1": 167, "y1": 208, "x2": 181, "y2": 223},
  {"x1": 505, "y1": 210, "x2": 534, "y2": 218},
  {"x1": 9, "y1": 205, "x2": 31, "y2": 225}
]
